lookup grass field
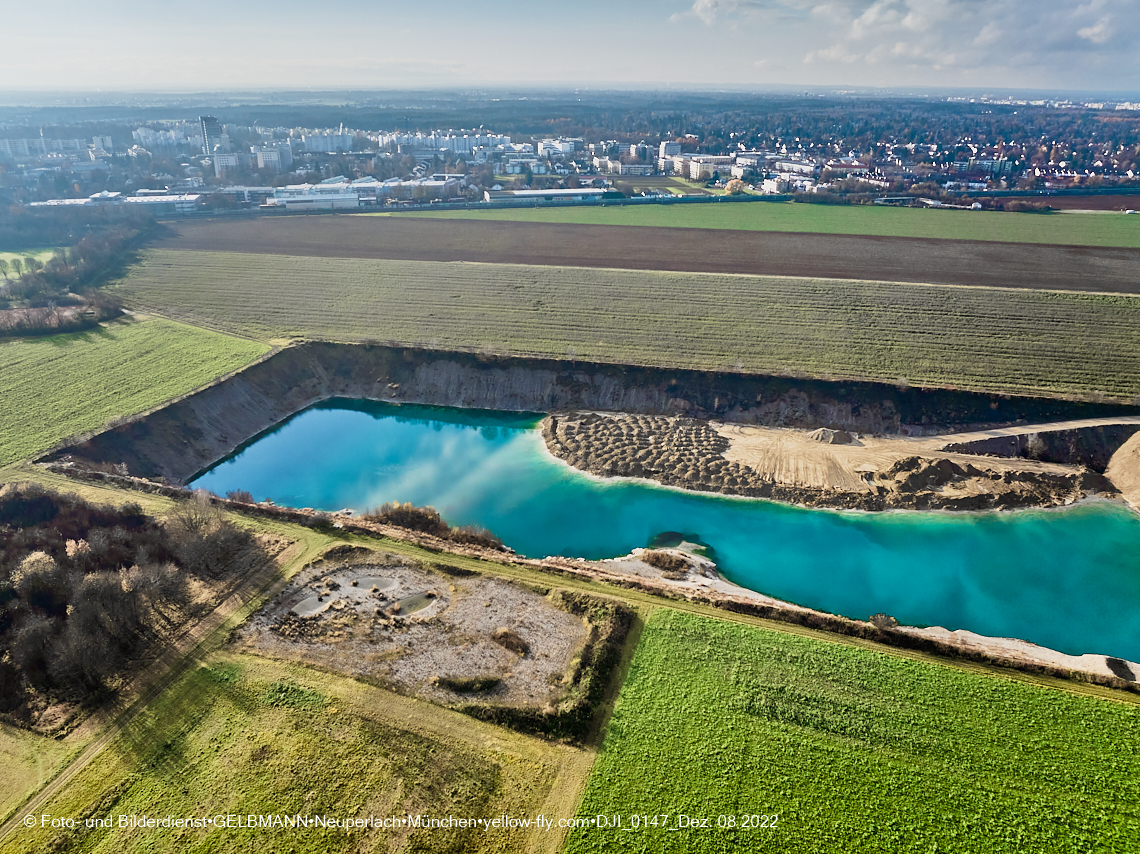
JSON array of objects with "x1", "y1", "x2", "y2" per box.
[
  {"x1": 0, "y1": 318, "x2": 268, "y2": 466},
  {"x1": 0, "y1": 248, "x2": 59, "y2": 269},
  {"x1": 117, "y1": 249, "x2": 1140, "y2": 400},
  {"x1": 1, "y1": 652, "x2": 587, "y2": 854},
  {"x1": 0, "y1": 726, "x2": 76, "y2": 826},
  {"x1": 565, "y1": 609, "x2": 1140, "y2": 854},
  {"x1": 404, "y1": 200, "x2": 1140, "y2": 248}
]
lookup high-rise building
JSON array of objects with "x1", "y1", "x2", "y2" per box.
[{"x1": 199, "y1": 116, "x2": 222, "y2": 154}]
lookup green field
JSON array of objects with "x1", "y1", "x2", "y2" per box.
[
  {"x1": 116, "y1": 249, "x2": 1140, "y2": 400},
  {"x1": 402, "y1": 201, "x2": 1140, "y2": 248},
  {"x1": 0, "y1": 318, "x2": 267, "y2": 467},
  {"x1": 2, "y1": 652, "x2": 585, "y2": 854},
  {"x1": 0, "y1": 248, "x2": 60, "y2": 270},
  {"x1": 565, "y1": 609, "x2": 1140, "y2": 854},
  {"x1": 0, "y1": 725, "x2": 76, "y2": 826}
]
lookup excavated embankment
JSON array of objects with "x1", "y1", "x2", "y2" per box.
[
  {"x1": 541, "y1": 412, "x2": 1117, "y2": 511},
  {"x1": 943, "y1": 425, "x2": 1140, "y2": 471},
  {"x1": 44, "y1": 342, "x2": 1140, "y2": 488}
]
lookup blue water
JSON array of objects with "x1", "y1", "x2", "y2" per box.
[{"x1": 191, "y1": 399, "x2": 1140, "y2": 662}]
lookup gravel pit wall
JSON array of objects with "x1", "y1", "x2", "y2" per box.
[
  {"x1": 43, "y1": 342, "x2": 1140, "y2": 485},
  {"x1": 943, "y1": 424, "x2": 1140, "y2": 473}
]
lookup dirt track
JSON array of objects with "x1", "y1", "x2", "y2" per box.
[{"x1": 153, "y1": 216, "x2": 1140, "y2": 294}]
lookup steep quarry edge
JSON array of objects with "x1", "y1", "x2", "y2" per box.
[
  {"x1": 1106, "y1": 431, "x2": 1140, "y2": 512},
  {"x1": 41, "y1": 342, "x2": 1140, "y2": 489}
]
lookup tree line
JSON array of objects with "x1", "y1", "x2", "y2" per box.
[
  {"x1": 0, "y1": 485, "x2": 269, "y2": 721},
  {"x1": 0, "y1": 207, "x2": 154, "y2": 337}
]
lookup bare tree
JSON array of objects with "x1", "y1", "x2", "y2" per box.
[{"x1": 8, "y1": 615, "x2": 56, "y2": 686}]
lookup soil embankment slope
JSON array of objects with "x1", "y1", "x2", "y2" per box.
[
  {"x1": 44, "y1": 344, "x2": 1140, "y2": 506},
  {"x1": 1107, "y1": 431, "x2": 1140, "y2": 512}
]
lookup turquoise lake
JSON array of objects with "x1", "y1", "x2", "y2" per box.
[{"x1": 191, "y1": 399, "x2": 1140, "y2": 663}]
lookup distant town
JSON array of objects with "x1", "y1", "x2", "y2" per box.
[{"x1": 3, "y1": 93, "x2": 1140, "y2": 216}]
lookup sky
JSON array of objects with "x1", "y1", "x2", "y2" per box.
[{"x1": 3, "y1": 0, "x2": 1139, "y2": 95}]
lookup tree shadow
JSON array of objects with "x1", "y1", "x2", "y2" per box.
[
  {"x1": 44, "y1": 325, "x2": 118, "y2": 347},
  {"x1": 1105, "y1": 657, "x2": 1136, "y2": 681}
]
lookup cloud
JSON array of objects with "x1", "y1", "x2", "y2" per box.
[
  {"x1": 787, "y1": 0, "x2": 1139, "y2": 80},
  {"x1": 680, "y1": 0, "x2": 803, "y2": 24},
  {"x1": 804, "y1": 43, "x2": 861, "y2": 64},
  {"x1": 1077, "y1": 14, "x2": 1113, "y2": 43},
  {"x1": 973, "y1": 22, "x2": 1001, "y2": 47}
]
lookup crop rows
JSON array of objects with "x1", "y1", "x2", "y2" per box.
[
  {"x1": 117, "y1": 250, "x2": 1140, "y2": 400},
  {"x1": 564, "y1": 609, "x2": 1140, "y2": 854},
  {"x1": 0, "y1": 318, "x2": 267, "y2": 467},
  {"x1": 408, "y1": 201, "x2": 1140, "y2": 248}
]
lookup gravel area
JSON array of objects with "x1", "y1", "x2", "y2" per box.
[
  {"x1": 544, "y1": 411, "x2": 1117, "y2": 511},
  {"x1": 237, "y1": 551, "x2": 588, "y2": 709}
]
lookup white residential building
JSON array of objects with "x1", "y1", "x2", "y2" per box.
[
  {"x1": 687, "y1": 156, "x2": 733, "y2": 180},
  {"x1": 0, "y1": 138, "x2": 86, "y2": 158},
  {"x1": 212, "y1": 153, "x2": 241, "y2": 176},
  {"x1": 537, "y1": 139, "x2": 578, "y2": 157},
  {"x1": 773, "y1": 159, "x2": 819, "y2": 176},
  {"x1": 374, "y1": 130, "x2": 512, "y2": 154},
  {"x1": 303, "y1": 133, "x2": 353, "y2": 152},
  {"x1": 501, "y1": 157, "x2": 547, "y2": 175}
]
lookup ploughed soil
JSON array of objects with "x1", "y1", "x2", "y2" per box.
[
  {"x1": 151, "y1": 216, "x2": 1140, "y2": 294},
  {"x1": 238, "y1": 550, "x2": 589, "y2": 710},
  {"x1": 543, "y1": 411, "x2": 1122, "y2": 511}
]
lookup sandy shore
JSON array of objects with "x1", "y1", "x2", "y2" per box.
[
  {"x1": 543, "y1": 411, "x2": 1127, "y2": 511},
  {"x1": 589, "y1": 544, "x2": 1139, "y2": 683}
]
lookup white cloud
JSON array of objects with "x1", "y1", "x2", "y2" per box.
[
  {"x1": 1077, "y1": 14, "x2": 1113, "y2": 43},
  {"x1": 804, "y1": 43, "x2": 861, "y2": 64},
  {"x1": 973, "y1": 22, "x2": 1001, "y2": 47},
  {"x1": 686, "y1": 0, "x2": 768, "y2": 24}
]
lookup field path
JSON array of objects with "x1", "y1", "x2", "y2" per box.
[{"x1": 0, "y1": 535, "x2": 325, "y2": 843}]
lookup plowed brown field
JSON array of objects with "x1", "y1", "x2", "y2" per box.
[{"x1": 152, "y1": 216, "x2": 1140, "y2": 294}]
